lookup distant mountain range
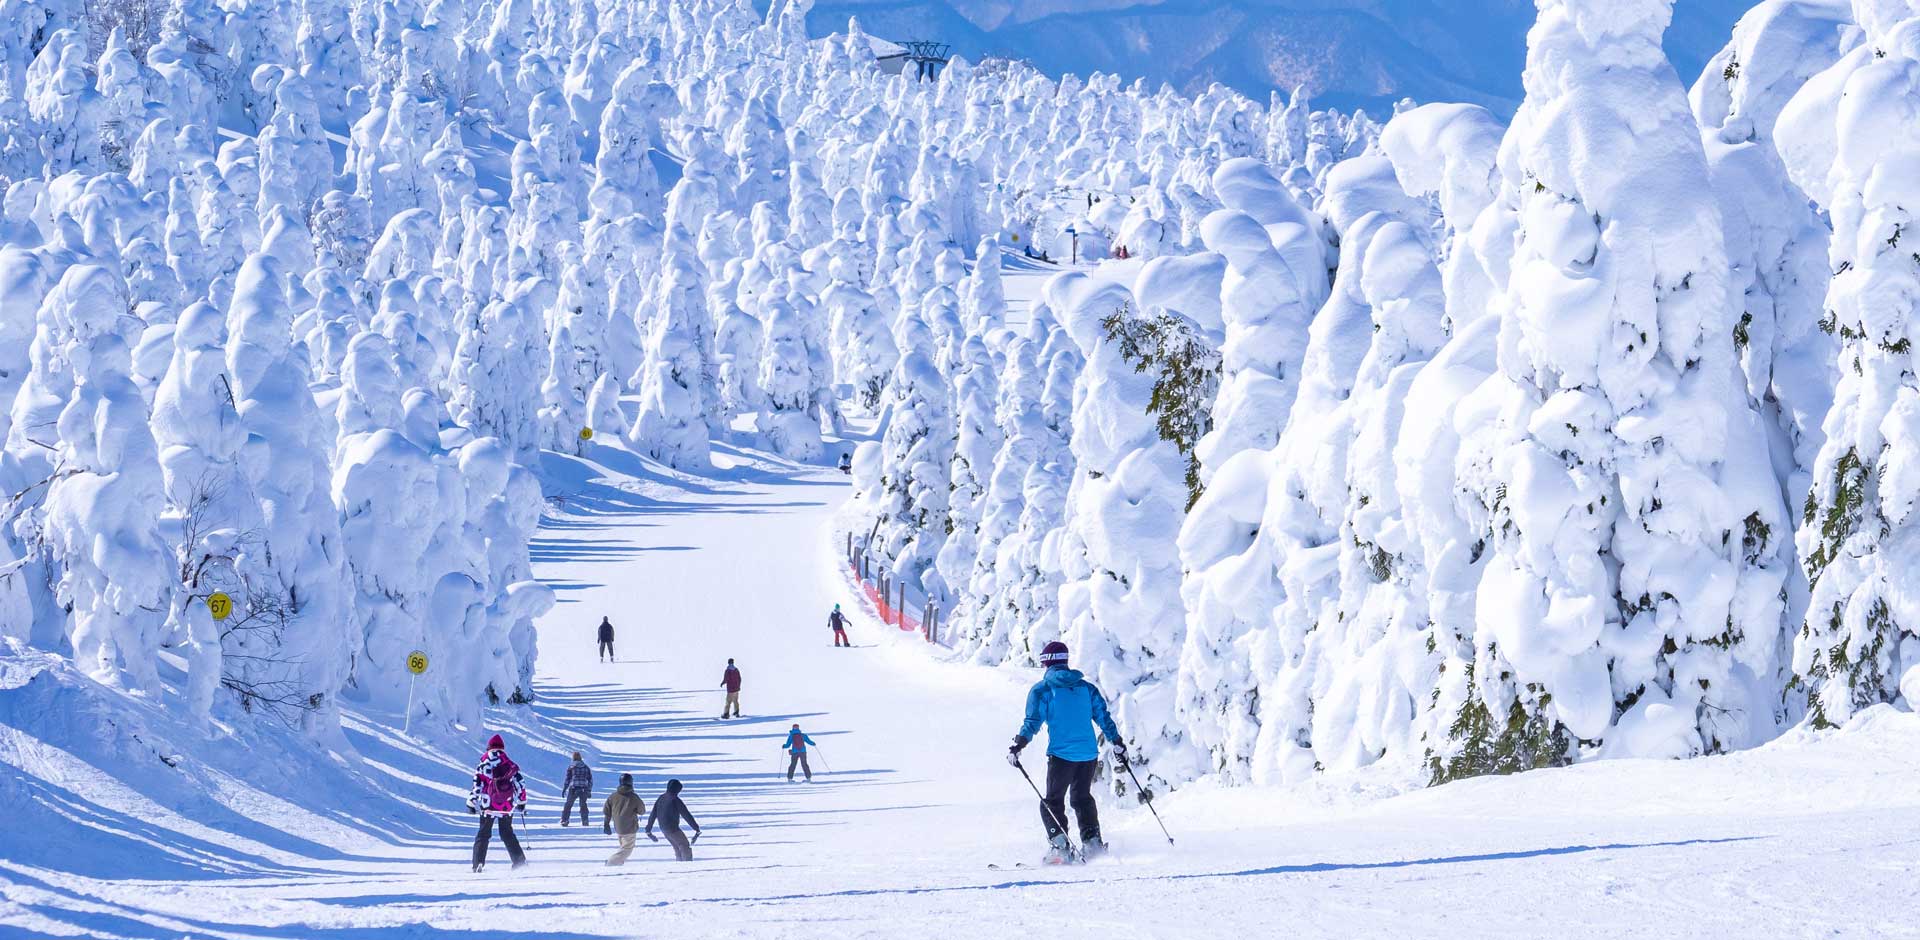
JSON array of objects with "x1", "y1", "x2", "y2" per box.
[{"x1": 794, "y1": 0, "x2": 1756, "y2": 115}]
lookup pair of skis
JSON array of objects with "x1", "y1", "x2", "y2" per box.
[{"x1": 999, "y1": 752, "x2": 1172, "y2": 869}]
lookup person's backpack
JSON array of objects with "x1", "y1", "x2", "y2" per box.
[{"x1": 485, "y1": 757, "x2": 516, "y2": 803}]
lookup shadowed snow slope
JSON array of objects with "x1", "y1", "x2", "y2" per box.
[{"x1": 3, "y1": 437, "x2": 1919, "y2": 938}]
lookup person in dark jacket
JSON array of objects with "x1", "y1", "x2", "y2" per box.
[
  {"x1": 597, "y1": 617, "x2": 615, "y2": 662},
  {"x1": 602, "y1": 773, "x2": 645, "y2": 865},
  {"x1": 719, "y1": 659, "x2": 742, "y2": 718},
  {"x1": 559, "y1": 751, "x2": 593, "y2": 826},
  {"x1": 466, "y1": 733, "x2": 529, "y2": 871},
  {"x1": 1007, "y1": 641, "x2": 1124, "y2": 862},
  {"x1": 646, "y1": 778, "x2": 701, "y2": 861},
  {"x1": 828, "y1": 604, "x2": 850, "y2": 648},
  {"x1": 782, "y1": 723, "x2": 818, "y2": 781}
]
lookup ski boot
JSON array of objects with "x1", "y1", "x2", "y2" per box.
[
  {"x1": 1043, "y1": 833, "x2": 1078, "y2": 865},
  {"x1": 472, "y1": 862, "x2": 484, "y2": 873},
  {"x1": 1081, "y1": 837, "x2": 1109, "y2": 861}
]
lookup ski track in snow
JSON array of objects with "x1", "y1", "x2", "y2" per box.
[{"x1": 6, "y1": 427, "x2": 1920, "y2": 938}]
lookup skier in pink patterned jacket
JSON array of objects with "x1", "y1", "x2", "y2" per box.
[{"x1": 467, "y1": 733, "x2": 529, "y2": 871}]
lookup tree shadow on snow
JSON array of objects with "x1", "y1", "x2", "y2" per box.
[
  {"x1": 626, "y1": 836, "x2": 1766, "y2": 908},
  {"x1": 2, "y1": 867, "x2": 616, "y2": 940}
]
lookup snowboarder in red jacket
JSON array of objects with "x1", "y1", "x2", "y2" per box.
[{"x1": 720, "y1": 659, "x2": 742, "y2": 718}]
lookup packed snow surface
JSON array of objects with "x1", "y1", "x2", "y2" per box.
[{"x1": 3, "y1": 439, "x2": 1916, "y2": 939}]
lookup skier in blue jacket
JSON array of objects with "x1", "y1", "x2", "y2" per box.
[
  {"x1": 1007, "y1": 640, "x2": 1124, "y2": 861},
  {"x1": 783, "y1": 724, "x2": 818, "y2": 782}
]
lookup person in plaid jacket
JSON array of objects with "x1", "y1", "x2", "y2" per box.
[{"x1": 559, "y1": 751, "x2": 593, "y2": 826}]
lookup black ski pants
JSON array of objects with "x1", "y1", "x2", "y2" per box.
[
  {"x1": 787, "y1": 751, "x2": 812, "y2": 781},
  {"x1": 473, "y1": 813, "x2": 526, "y2": 867},
  {"x1": 598, "y1": 639, "x2": 614, "y2": 660},
  {"x1": 1041, "y1": 755, "x2": 1099, "y2": 842}
]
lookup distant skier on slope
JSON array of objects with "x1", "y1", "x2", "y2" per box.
[
  {"x1": 1007, "y1": 641, "x2": 1124, "y2": 864},
  {"x1": 645, "y1": 778, "x2": 702, "y2": 861},
  {"x1": 782, "y1": 723, "x2": 818, "y2": 782},
  {"x1": 467, "y1": 733, "x2": 529, "y2": 871},
  {"x1": 720, "y1": 659, "x2": 742, "y2": 718},
  {"x1": 559, "y1": 751, "x2": 593, "y2": 826},
  {"x1": 597, "y1": 616, "x2": 615, "y2": 662},
  {"x1": 602, "y1": 773, "x2": 644, "y2": 866},
  {"x1": 828, "y1": 604, "x2": 850, "y2": 647}
]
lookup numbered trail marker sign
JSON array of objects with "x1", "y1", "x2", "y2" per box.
[
  {"x1": 407, "y1": 651, "x2": 429, "y2": 675},
  {"x1": 206, "y1": 592, "x2": 233, "y2": 621}
]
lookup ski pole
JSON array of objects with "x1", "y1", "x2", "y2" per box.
[
  {"x1": 1012, "y1": 758, "x2": 1075, "y2": 850},
  {"x1": 811, "y1": 746, "x2": 832, "y2": 774},
  {"x1": 1119, "y1": 756, "x2": 1174, "y2": 845}
]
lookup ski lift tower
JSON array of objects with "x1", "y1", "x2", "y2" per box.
[{"x1": 903, "y1": 40, "x2": 951, "y2": 81}]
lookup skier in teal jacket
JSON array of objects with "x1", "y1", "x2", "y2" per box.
[
  {"x1": 1007, "y1": 641, "x2": 1124, "y2": 860},
  {"x1": 783, "y1": 724, "x2": 818, "y2": 781}
]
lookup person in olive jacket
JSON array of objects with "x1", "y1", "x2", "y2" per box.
[{"x1": 602, "y1": 773, "x2": 645, "y2": 866}]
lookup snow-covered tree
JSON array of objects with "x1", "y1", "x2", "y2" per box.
[
  {"x1": 1776, "y1": 0, "x2": 1920, "y2": 725},
  {"x1": 1053, "y1": 273, "x2": 1206, "y2": 789},
  {"x1": 43, "y1": 327, "x2": 171, "y2": 695},
  {"x1": 1441, "y1": 0, "x2": 1790, "y2": 778},
  {"x1": 756, "y1": 295, "x2": 824, "y2": 460},
  {"x1": 934, "y1": 336, "x2": 1001, "y2": 601},
  {"x1": 630, "y1": 230, "x2": 714, "y2": 470},
  {"x1": 223, "y1": 254, "x2": 354, "y2": 737},
  {"x1": 870, "y1": 349, "x2": 953, "y2": 596}
]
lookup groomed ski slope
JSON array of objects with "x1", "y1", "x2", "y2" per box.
[{"x1": 6, "y1": 436, "x2": 1920, "y2": 939}]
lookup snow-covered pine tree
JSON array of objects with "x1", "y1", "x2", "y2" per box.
[
  {"x1": 630, "y1": 227, "x2": 714, "y2": 470},
  {"x1": 1053, "y1": 272, "x2": 1210, "y2": 789},
  {"x1": 1441, "y1": 0, "x2": 1790, "y2": 779},
  {"x1": 42, "y1": 324, "x2": 171, "y2": 696},
  {"x1": 934, "y1": 335, "x2": 1002, "y2": 603},
  {"x1": 1775, "y1": 0, "x2": 1920, "y2": 725},
  {"x1": 872, "y1": 348, "x2": 954, "y2": 597},
  {"x1": 223, "y1": 253, "x2": 355, "y2": 737},
  {"x1": 756, "y1": 294, "x2": 824, "y2": 460}
]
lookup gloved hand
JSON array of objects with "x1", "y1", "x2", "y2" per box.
[
  {"x1": 1113, "y1": 743, "x2": 1129, "y2": 765},
  {"x1": 603, "y1": 822, "x2": 612, "y2": 835},
  {"x1": 467, "y1": 806, "x2": 477, "y2": 814},
  {"x1": 1007, "y1": 736, "x2": 1028, "y2": 767},
  {"x1": 516, "y1": 803, "x2": 527, "y2": 812}
]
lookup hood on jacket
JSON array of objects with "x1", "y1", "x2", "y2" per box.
[
  {"x1": 1043, "y1": 667, "x2": 1086, "y2": 688},
  {"x1": 486, "y1": 733, "x2": 505, "y2": 750}
]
